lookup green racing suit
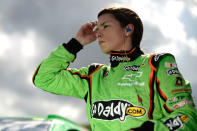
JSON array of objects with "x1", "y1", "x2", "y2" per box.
[{"x1": 33, "y1": 38, "x2": 197, "y2": 131}]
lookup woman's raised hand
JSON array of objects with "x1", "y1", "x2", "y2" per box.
[{"x1": 75, "y1": 21, "x2": 97, "y2": 46}]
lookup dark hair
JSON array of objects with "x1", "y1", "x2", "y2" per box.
[{"x1": 98, "y1": 7, "x2": 143, "y2": 48}]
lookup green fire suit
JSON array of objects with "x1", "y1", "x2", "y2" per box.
[{"x1": 33, "y1": 38, "x2": 197, "y2": 131}]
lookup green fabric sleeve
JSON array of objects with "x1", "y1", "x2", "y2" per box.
[
  {"x1": 33, "y1": 45, "x2": 89, "y2": 99},
  {"x1": 151, "y1": 55, "x2": 197, "y2": 131}
]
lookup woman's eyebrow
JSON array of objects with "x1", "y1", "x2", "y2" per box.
[
  {"x1": 101, "y1": 22, "x2": 107, "y2": 26},
  {"x1": 95, "y1": 21, "x2": 110, "y2": 31},
  {"x1": 98, "y1": 21, "x2": 108, "y2": 26}
]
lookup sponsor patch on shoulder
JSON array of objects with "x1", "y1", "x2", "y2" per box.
[
  {"x1": 91, "y1": 100, "x2": 146, "y2": 121},
  {"x1": 169, "y1": 96, "x2": 185, "y2": 103},
  {"x1": 166, "y1": 68, "x2": 180, "y2": 75},
  {"x1": 172, "y1": 100, "x2": 193, "y2": 109},
  {"x1": 165, "y1": 62, "x2": 177, "y2": 68},
  {"x1": 164, "y1": 115, "x2": 189, "y2": 131},
  {"x1": 175, "y1": 77, "x2": 183, "y2": 86}
]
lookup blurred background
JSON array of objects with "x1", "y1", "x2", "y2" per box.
[{"x1": 0, "y1": 0, "x2": 196, "y2": 125}]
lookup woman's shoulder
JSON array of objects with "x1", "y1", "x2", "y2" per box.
[{"x1": 142, "y1": 52, "x2": 175, "y2": 70}]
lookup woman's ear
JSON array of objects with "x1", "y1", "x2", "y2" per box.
[{"x1": 125, "y1": 24, "x2": 134, "y2": 36}]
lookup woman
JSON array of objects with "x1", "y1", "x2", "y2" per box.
[{"x1": 33, "y1": 7, "x2": 197, "y2": 131}]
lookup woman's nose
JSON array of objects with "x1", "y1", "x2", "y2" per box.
[{"x1": 96, "y1": 31, "x2": 102, "y2": 38}]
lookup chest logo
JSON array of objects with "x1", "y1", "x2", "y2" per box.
[
  {"x1": 117, "y1": 72, "x2": 144, "y2": 87},
  {"x1": 124, "y1": 65, "x2": 140, "y2": 71},
  {"x1": 122, "y1": 72, "x2": 143, "y2": 81},
  {"x1": 91, "y1": 100, "x2": 146, "y2": 121}
]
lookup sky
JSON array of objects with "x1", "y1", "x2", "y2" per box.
[{"x1": 0, "y1": 0, "x2": 196, "y2": 125}]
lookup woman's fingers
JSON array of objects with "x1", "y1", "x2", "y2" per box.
[{"x1": 75, "y1": 21, "x2": 97, "y2": 46}]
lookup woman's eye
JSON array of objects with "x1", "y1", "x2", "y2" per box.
[{"x1": 103, "y1": 25, "x2": 108, "y2": 29}]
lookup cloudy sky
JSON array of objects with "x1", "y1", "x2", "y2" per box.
[{"x1": 0, "y1": 0, "x2": 196, "y2": 124}]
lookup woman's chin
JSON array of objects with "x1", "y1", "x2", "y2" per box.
[{"x1": 100, "y1": 48, "x2": 110, "y2": 54}]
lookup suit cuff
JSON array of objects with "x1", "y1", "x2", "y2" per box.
[{"x1": 63, "y1": 38, "x2": 83, "y2": 55}]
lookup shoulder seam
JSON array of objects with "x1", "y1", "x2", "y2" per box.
[{"x1": 88, "y1": 64, "x2": 103, "y2": 76}]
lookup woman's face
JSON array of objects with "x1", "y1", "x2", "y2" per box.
[{"x1": 96, "y1": 13, "x2": 129, "y2": 54}]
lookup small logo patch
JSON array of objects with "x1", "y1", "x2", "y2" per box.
[
  {"x1": 172, "y1": 100, "x2": 193, "y2": 109},
  {"x1": 164, "y1": 115, "x2": 189, "y2": 131},
  {"x1": 169, "y1": 96, "x2": 185, "y2": 103},
  {"x1": 165, "y1": 62, "x2": 177, "y2": 68},
  {"x1": 124, "y1": 65, "x2": 140, "y2": 71},
  {"x1": 175, "y1": 77, "x2": 183, "y2": 86},
  {"x1": 111, "y1": 56, "x2": 130, "y2": 62},
  {"x1": 166, "y1": 69, "x2": 180, "y2": 75}
]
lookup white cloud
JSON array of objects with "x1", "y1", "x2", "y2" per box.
[
  {"x1": 0, "y1": 32, "x2": 11, "y2": 57},
  {"x1": 158, "y1": 1, "x2": 185, "y2": 40},
  {"x1": 155, "y1": 38, "x2": 197, "y2": 57},
  {"x1": 20, "y1": 31, "x2": 36, "y2": 57},
  {"x1": 122, "y1": 0, "x2": 197, "y2": 57},
  {"x1": 120, "y1": 0, "x2": 186, "y2": 42},
  {"x1": 155, "y1": 42, "x2": 181, "y2": 55},
  {"x1": 187, "y1": 38, "x2": 197, "y2": 56},
  {"x1": 190, "y1": 6, "x2": 197, "y2": 17},
  {"x1": 0, "y1": 31, "x2": 36, "y2": 58},
  {"x1": 57, "y1": 106, "x2": 81, "y2": 121}
]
